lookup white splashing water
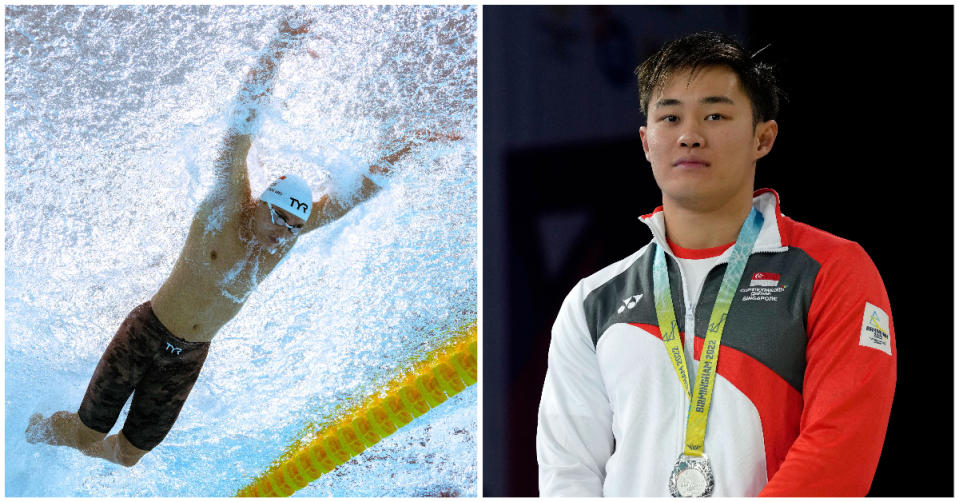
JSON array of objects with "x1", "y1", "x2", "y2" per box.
[{"x1": 5, "y1": 5, "x2": 477, "y2": 497}]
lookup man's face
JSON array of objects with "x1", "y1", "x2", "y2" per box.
[
  {"x1": 639, "y1": 65, "x2": 777, "y2": 212},
  {"x1": 253, "y1": 201, "x2": 305, "y2": 247}
]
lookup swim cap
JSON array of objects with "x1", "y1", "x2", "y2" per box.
[{"x1": 259, "y1": 174, "x2": 313, "y2": 221}]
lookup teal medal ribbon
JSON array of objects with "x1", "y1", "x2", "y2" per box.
[{"x1": 653, "y1": 207, "x2": 764, "y2": 497}]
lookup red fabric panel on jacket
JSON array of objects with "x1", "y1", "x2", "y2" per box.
[
  {"x1": 632, "y1": 322, "x2": 684, "y2": 348},
  {"x1": 692, "y1": 337, "x2": 803, "y2": 482},
  {"x1": 758, "y1": 217, "x2": 897, "y2": 496}
]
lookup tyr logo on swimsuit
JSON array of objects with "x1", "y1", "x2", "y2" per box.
[
  {"x1": 289, "y1": 197, "x2": 308, "y2": 213},
  {"x1": 165, "y1": 342, "x2": 183, "y2": 356}
]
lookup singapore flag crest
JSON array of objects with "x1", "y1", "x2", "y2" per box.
[{"x1": 750, "y1": 272, "x2": 780, "y2": 287}]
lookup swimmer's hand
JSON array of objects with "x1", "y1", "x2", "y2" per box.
[
  {"x1": 301, "y1": 129, "x2": 461, "y2": 233},
  {"x1": 277, "y1": 17, "x2": 321, "y2": 59},
  {"x1": 374, "y1": 130, "x2": 461, "y2": 174},
  {"x1": 369, "y1": 129, "x2": 463, "y2": 175},
  {"x1": 278, "y1": 17, "x2": 313, "y2": 37}
]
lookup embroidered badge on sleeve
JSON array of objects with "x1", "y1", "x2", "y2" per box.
[{"x1": 859, "y1": 301, "x2": 891, "y2": 355}]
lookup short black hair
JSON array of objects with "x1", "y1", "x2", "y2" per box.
[{"x1": 634, "y1": 31, "x2": 784, "y2": 125}]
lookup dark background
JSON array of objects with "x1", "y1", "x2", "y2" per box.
[{"x1": 483, "y1": 5, "x2": 953, "y2": 497}]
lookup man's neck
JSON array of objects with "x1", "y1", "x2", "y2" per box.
[{"x1": 662, "y1": 192, "x2": 755, "y2": 250}]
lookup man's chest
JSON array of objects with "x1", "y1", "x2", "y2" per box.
[
  {"x1": 585, "y1": 248, "x2": 821, "y2": 395},
  {"x1": 181, "y1": 225, "x2": 284, "y2": 294}
]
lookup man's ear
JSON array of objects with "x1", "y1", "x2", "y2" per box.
[
  {"x1": 640, "y1": 126, "x2": 651, "y2": 162},
  {"x1": 754, "y1": 120, "x2": 778, "y2": 161}
]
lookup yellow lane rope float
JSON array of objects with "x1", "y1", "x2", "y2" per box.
[{"x1": 236, "y1": 321, "x2": 477, "y2": 497}]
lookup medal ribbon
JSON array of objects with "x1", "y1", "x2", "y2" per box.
[{"x1": 653, "y1": 207, "x2": 764, "y2": 457}]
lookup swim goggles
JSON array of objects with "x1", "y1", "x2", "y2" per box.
[{"x1": 266, "y1": 202, "x2": 304, "y2": 236}]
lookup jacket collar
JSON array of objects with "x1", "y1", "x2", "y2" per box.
[{"x1": 639, "y1": 188, "x2": 788, "y2": 259}]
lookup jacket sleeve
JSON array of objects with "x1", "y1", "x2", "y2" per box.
[
  {"x1": 760, "y1": 242, "x2": 897, "y2": 496},
  {"x1": 536, "y1": 281, "x2": 615, "y2": 497}
]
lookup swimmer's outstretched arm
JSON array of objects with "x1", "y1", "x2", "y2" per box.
[
  {"x1": 301, "y1": 130, "x2": 462, "y2": 233},
  {"x1": 211, "y1": 18, "x2": 313, "y2": 208}
]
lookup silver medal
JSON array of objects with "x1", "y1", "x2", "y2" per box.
[{"x1": 669, "y1": 453, "x2": 714, "y2": 497}]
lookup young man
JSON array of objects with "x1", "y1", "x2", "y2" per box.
[
  {"x1": 25, "y1": 18, "x2": 442, "y2": 467},
  {"x1": 536, "y1": 32, "x2": 896, "y2": 497}
]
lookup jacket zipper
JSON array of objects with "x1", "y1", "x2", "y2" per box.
[{"x1": 672, "y1": 246, "x2": 789, "y2": 455}]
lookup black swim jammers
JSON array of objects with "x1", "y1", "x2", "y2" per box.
[{"x1": 77, "y1": 302, "x2": 209, "y2": 451}]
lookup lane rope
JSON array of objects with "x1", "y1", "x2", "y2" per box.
[{"x1": 236, "y1": 321, "x2": 477, "y2": 497}]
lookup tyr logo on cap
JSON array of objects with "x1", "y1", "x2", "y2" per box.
[
  {"x1": 259, "y1": 174, "x2": 313, "y2": 219},
  {"x1": 289, "y1": 197, "x2": 309, "y2": 214}
]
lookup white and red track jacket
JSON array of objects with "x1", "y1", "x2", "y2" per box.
[{"x1": 537, "y1": 189, "x2": 897, "y2": 496}]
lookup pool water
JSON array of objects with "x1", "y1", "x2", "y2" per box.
[{"x1": 5, "y1": 5, "x2": 477, "y2": 497}]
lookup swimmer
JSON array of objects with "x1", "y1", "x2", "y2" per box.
[{"x1": 26, "y1": 17, "x2": 460, "y2": 467}]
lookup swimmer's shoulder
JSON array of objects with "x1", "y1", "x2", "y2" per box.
[
  {"x1": 192, "y1": 193, "x2": 252, "y2": 227},
  {"x1": 176, "y1": 199, "x2": 248, "y2": 261}
]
